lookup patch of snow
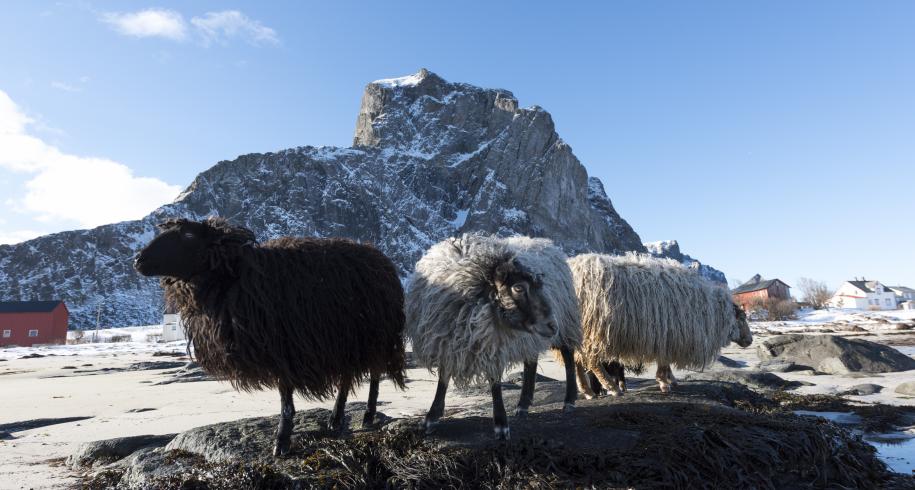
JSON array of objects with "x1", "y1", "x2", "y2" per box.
[
  {"x1": 373, "y1": 72, "x2": 425, "y2": 88},
  {"x1": 503, "y1": 208, "x2": 527, "y2": 221},
  {"x1": 449, "y1": 208, "x2": 469, "y2": 229},
  {"x1": 644, "y1": 240, "x2": 676, "y2": 256}
]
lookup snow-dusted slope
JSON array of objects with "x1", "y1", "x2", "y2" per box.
[
  {"x1": 644, "y1": 240, "x2": 728, "y2": 286},
  {"x1": 0, "y1": 69, "x2": 646, "y2": 328}
]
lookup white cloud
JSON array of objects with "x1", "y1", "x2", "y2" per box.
[
  {"x1": 51, "y1": 81, "x2": 80, "y2": 92},
  {"x1": 0, "y1": 229, "x2": 44, "y2": 246},
  {"x1": 190, "y1": 11, "x2": 279, "y2": 46},
  {"x1": 101, "y1": 9, "x2": 279, "y2": 46},
  {"x1": 101, "y1": 9, "x2": 187, "y2": 41},
  {"x1": 0, "y1": 89, "x2": 181, "y2": 232}
]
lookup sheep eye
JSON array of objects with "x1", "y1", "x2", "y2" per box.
[{"x1": 511, "y1": 284, "x2": 525, "y2": 294}]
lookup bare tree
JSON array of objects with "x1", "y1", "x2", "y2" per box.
[{"x1": 798, "y1": 277, "x2": 833, "y2": 309}]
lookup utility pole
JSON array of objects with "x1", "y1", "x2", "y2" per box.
[{"x1": 94, "y1": 305, "x2": 101, "y2": 343}]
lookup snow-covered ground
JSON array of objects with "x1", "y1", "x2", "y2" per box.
[
  {"x1": 0, "y1": 309, "x2": 912, "y2": 487},
  {"x1": 0, "y1": 325, "x2": 177, "y2": 362},
  {"x1": 753, "y1": 308, "x2": 915, "y2": 333}
]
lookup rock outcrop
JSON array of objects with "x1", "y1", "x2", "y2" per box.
[
  {"x1": 757, "y1": 334, "x2": 915, "y2": 374},
  {"x1": 644, "y1": 239, "x2": 727, "y2": 286},
  {"x1": 75, "y1": 380, "x2": 905, "y2": 489},
  {"x1": 0, "y1": 69, "x2": 645, "y2": 328}
]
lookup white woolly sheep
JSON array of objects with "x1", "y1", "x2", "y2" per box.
[
  {"x1": 567, "y1": 253, "x2": 752, "y2": 396},
  {"x1": 406, "y1": 234, "x2": 582, "y2": 440}
]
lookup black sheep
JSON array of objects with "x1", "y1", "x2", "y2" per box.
[{"x1": 134, "y1": 218, "x2": 406, "y2": 455}]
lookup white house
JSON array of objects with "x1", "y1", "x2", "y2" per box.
[
  {"x1": 887, "y1": 286, "x2": 915, "y2": 305},
  {"x1": 162, "y1": 312, "x2": 186, "y2": 342},
  {"x1": 828, "y1": 280, "x2": 898, "y2": 310}
]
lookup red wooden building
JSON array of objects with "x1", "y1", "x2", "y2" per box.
[
  {"x1": 731, "y1": 275, "x2": 792, "y2": 310},
  {"x1": 0, "y1": 301, "x2": 69, "y2": 347}
]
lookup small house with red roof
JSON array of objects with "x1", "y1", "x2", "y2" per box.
[{"x1": 0, "y1": 300, "x2": 69, "y2": 347}]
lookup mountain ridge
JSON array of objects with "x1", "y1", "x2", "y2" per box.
[{"x1": 0, "y1": 69, "x2": 721, "y2": 328}]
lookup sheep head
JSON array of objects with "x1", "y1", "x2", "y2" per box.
[
  {"x1": 731, "y1": 304, "x2": 753, "y2": 347},
  {"x1": 489, "y1": 258, "x2": 557, "y2": 339},
  {"x1": 134, "y1": 217, "x2": 256, "y2": 280}
]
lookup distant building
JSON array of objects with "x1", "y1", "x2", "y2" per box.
[
  {"x1": 161, "y1": 310, "x2": 186, "y2": 342},
  {"x1": 731, "y1": 274, "x2": 792, "y2": 310},
  {"x1": 887, "y1": 286, "x2": 915, "y2": 306},
  {"x1": 901, "y1": 301, "x2": 915, "y2": 311},
  {"x1": 828, "y1": 280, "x2": 897, "y2": 310},
  {"x1": 0, "y1": 300, "x2": 69, "y2": 347}
]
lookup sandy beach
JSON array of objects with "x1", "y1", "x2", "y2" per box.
[{"x1": 1, "y1": 309, "x2": 913, "y2": 488}]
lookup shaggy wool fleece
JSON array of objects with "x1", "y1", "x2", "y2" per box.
[
  {"x1": 161, "y1": 219, "x2": 406, "y2": 400},
  {"x1": 568, "y1": 253, "x2": 741, "y2": 370},
  {"x1": 406, "y1": 234, "x2": 580, "y2": 388}
]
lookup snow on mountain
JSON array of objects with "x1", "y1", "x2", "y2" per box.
[
  {"x1": 644, "y1": 239, "x2": 728, "y2": 286},
  {"x1": 0, "y1": 69, "x2": 650, "y2": 328}
]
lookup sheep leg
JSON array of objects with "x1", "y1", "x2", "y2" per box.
[
  {"x1": 490, "y1": 378, "x2": 510, "y2": 441},
  {"x1": 606, "y1": 361, "x2": 627, "y2": 394},
  {"x1": 361, "y1": 370, "x2": 381, "y2": 428},
  {"x1": 559, "y1": 346, "x2": 577, "y2": 412},
  {"x1": 576, "y1": 362, "x2": 597, "y2": 400},
  {"x1": 514, "y1": 360, "x2": 537, "y2": 417},
  {"x1": 273, "y1": 383, "x2": 295, "y2": 457},
  {"x1": 656, "y1": 364, "x2": 672, "y2": 393},
  {"x1": 329, "y1": 376, "x2": 352, "y2": 434},
  {"x1": 588, "y1": 358, "x2": 623, "y2": 396},
  {"x1": 423, "y1": 375, "x2": 449, "y2": 434}
]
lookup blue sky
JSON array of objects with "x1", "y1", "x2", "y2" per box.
[{"x1": 1, "y1": 1, "x2": 913, "y2": 290}]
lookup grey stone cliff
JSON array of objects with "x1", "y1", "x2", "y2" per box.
[{"x1": 0, "y1": 69, "x2": 646, "y2": 328}]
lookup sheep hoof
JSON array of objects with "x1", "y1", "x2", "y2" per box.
[
  {"x1": 361, "y1": 412, "x2": 375, "y2": 428},
  {"x1": 423, "y1": 418, "x2": 440, "y2": 435},
  {"x1": 327, "y1": 418, "x2": 346, "y2": 435},
  {"x1": 659, "y1": 383, "x2": 671, "y2": 394},
  {"x1": 607, "y1": 387, "x2": 623, "y2": 397},
  {"x1": 562, "y1": 402, "x2": 575, "y2": 413},
  {"x1": 273, "y1": 440, "x2": 291, "y2": 457},
  {"x1": 514, "y1": 407, "x2": 529, "y2": 418},
  {"x1": 494, "y1": 425, "x2": 511, "y2": 441},
  {"x1": 582, "y1": 393, "x2": 595, "y2": 400},
  {"x1": 618, "y1": 382, "x2": 627, "y2": 393}
]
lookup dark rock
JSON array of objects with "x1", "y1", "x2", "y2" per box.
[
  {"x1": 684, "y1": 369, "x2": 809, "y2": 391},
  {"x1": 504, "y1": 370, "x2": 558, "y2": 384},
  {"x1": 68, "y1": 433, "x2": 176, "y2": 469},
  {"x1": 895, "y1": 381, "x2": 915, "y2": 396},
  {"x1": 125, "y1": 408, "x2": 157, "y2": 413},
  {"x1": 716, "y1": 355, "x2": 746, "y2": 368},
  {"x1": 81, "y1": 381, "x2": 904, "y2": 489},
  {"x1": 18, "y1": 353, "x2": 44, "y2": 359},
  {"x1": 840, "y1": 383, "x2": 884, "y2": 396},
  {"x1": 757, "y1": 334, "x2": 915, "y2": 374},
  {"x1": 126, "y1": 361, "x2": 186, "y2": 371},
  {"x1": 166, "y1": 406, "x2": 378, "y2": 462},
  {"x1": 0, "y1": 416, "x2": 93, "y2": 434},
  {"x1": 151, "y1": 351, "x2": 186, "y2": 357},
  {"x1": 758, "y1": 360, "x2": 803, "y2": 373},
  {"x1": 153, "y1": 362, "x2": 212, "y2": 385}
]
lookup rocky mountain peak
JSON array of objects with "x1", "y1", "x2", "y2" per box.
[{"x1": 0, "y1": 70, "x2": 701, "y2": 328}]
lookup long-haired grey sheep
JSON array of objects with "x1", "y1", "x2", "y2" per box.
[
  {"x1": 406, "y1": 234, "x2": 581, "y2": 440},
  {"x1": 567, "y1": 253, "x2": 752, "y2": 395}
]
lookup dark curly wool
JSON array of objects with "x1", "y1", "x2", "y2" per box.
[{"x1": 161, "y1": 218, "x2": 406, "y2": 399}]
